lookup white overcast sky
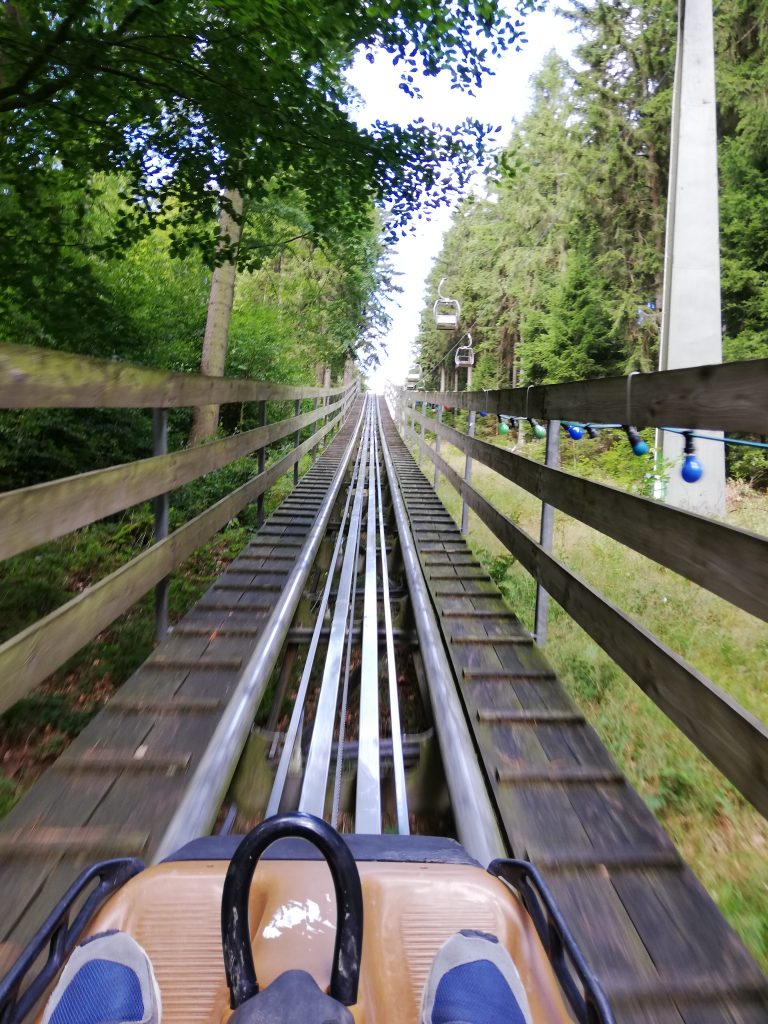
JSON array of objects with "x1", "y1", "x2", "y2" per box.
[{"x1": 346, "y1": 6, "x2": 576, "y2": 391}]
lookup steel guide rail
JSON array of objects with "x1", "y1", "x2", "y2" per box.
[
  {"x1": 265, "y1": 397, "x2": 410, "y2": 834},
  {"x1": 266, "y1": 412, "x2": 368, "y2": 817},
  {"x1": 356, "y1": 404, "x2": 382, "y2": 832},
  {"x1": 153, "y1": 399, "x2": 367, "y2": 860},
  {"x1": 378, "y1": 397, "x2": 506, "y2": 864}
]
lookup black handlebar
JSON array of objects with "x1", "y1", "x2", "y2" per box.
[{"x1": 221, "y1": 813, "x2": 363, "y2": 1008}]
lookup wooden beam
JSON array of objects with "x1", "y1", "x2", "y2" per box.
[
  {"x1": 58, "y1": 750, "x2": 191, "y2": 773},
  {"x1": 0, "y1": 415, "x2": 340, "y2": 714},
  {"x1": 405, "y1": 357, "x2": 768, "y2": 432},
  {"x1": 107, "y1": 697, "x2": 221, "y2": 714},
  {"x1": 410, "y1": 405, "x2": 768, "y2": 623},
  {"x1": 0, "y1": 397, "x2": 343, "y2": 560},
  {"x1": 534, "y1": 848, "x2": 681, "y2": 870},
  {"x1": 496, "y1": 766, "x2": 624, "y2": 784},
  {"x1": 0, "y1": 827, "x2": 149, "y2": 856},
  {"x1": 477, "y1": 709, "x2": 584, "y2": 723},
  {"x1": 0, "y1": 343, "x2": 352, "y2": 408},
  {"x1": 414, "y1": 430, "x2": 768, "y2": 816}
]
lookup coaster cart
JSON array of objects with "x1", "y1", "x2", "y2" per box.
[
  {"x1": 0, "y1": 813, "x2": 614, "y2": 1024},
  {"x1": 432, "y1": 278, "x2": 461, "y2": 332}
]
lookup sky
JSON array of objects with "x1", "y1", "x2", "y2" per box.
[{"x1": 346, "y1": 6, "x2": 576, "y2": 392}]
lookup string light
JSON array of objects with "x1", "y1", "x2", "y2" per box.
[
  {"x1": 681, "y1": 430, "x2": 703, "y2": 483},
  {"x1": 528, "y1": 418, "x2": 547, "y2": 439},
  {"x1": 623, "y1": 425, "x2": 649, "y2": 456},
  {"x1": 564, "y1": 423, "x2": 584, "y2": 440}
]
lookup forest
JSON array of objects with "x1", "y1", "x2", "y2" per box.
[{"x1": 417, "y1": 0, "x2": 768, "y2": 480}]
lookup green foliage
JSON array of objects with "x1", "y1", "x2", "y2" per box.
[
  {"x1": 0, "y1": 408, "x2": 153, "y2": 490},
  {"x1": 417, "y1": 0, "x2": 768, "y2": 426},
  {"x1": 728, "y1": 446, "x2": 768, "y2": 489},
  {"x1": 170, "y1": 456, "x2": 264, "y2": 531},
  {"x1": 565, "y1": 428, "x2": 659, "y2": 496},
  {"x1": 485, "y1": 552, "x2": 516, "y2": 583},
  {"x1": 0, "y1": 0, "x2": 532, "y2": 265},
  {"x1": 0, "y1": 776, "x2": 19, "y2": 817}
]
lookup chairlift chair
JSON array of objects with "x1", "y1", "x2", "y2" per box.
[
  {"x1": 454, "y1": 333, "x2": 474, "y2": 368},
  {"x1": 405, "y1": 363, "x2": 422, "y2": 390},
  {"x1": 433, "y1": 278, "x2": 461, "y2": 331}
]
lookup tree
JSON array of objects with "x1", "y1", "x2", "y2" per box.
[
  {"x1": 2, "y1": 0, "x2": 536, "y2": 437},
  {"x1": 417, "y1": 2, "x2": 679, "y2": 387},
  {"x1": 1, "y1": 1, "x2": 532, "y2": 250}
]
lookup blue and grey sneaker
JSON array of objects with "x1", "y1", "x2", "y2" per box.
[
  {"x1": 42, "y1": 932, "x2": 161, "y2": 1024},
  {"x1": 421, "y1": 930, "x2": 532, "y2": 1024}
]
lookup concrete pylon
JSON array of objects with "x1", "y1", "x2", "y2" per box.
[{"x1": 657, "y1": 0, "x2": 725, "y2": 517}]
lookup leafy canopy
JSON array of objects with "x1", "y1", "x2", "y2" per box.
[{"x1": 1, "y1": 1, "x2": 533, "y2": 260}]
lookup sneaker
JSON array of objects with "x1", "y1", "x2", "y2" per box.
[
  {"x1": 421, "y1": 930, "x2": 532, "y2": 1024},
  {"x1": 42, "y1": 932, "x2": 161, "y2": 1024}
]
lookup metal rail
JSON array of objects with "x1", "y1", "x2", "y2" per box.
[
  {"x1": 152, "y1": 401, "x2": 367, "y2": 861},
  {"x1": 379, "y1": 396, "x2": 506, "y2": 864},
  {"x1": 265, "y1": 422, "x2": 368, "y2": 818},
  {"x1": 300, "y1": 406, "x2": 372, "y2": 817},
  {"x1": 161, "y1": 392, "x2": 504, "y2": 846},
  {"x1": 266, "y1": 397, "x2": 411, "y2": 833},
  {"x1": 356, "y1": 404, "x2": 382, "y2": 832},
  {"x1": 375, "y1": 405, "x2": 409, "y2": 834}
]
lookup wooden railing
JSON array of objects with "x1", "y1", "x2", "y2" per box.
[
  {"x1": 0, "y1": 344, "x2": 358, "y2": 714},
  {"x1": 389, "y1": 357, "x2": 768, "y2": 818}
]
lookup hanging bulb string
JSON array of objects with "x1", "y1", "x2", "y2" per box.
[
  {"x1": 660, "y1": 427, "x2": 768, "y2": 450},
  {"x1": 560, "y1": 422, "x2": 768, "y2": 451}
]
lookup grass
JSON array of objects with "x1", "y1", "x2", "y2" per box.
[{"x1": 416, "y1": 433, "x2": 768, "y2": 971}]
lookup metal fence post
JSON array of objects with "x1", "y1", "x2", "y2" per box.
[
  {"x1": 152, "y1": 408, "x2": 169, "y2": 642},
  {"x1": 414, "y1": 398, "x2": 422, "y2": 466},
  {"x1": 311, "y1": 397, "x2": 318, "y2": 461},
  {"x1": 534, "y1": 419, "x2": 560, "y2": 645},
  {"x1": 293, "y1": 398, "x2": 301, "y2": 486},
  {"x1": 322, "y1": 367, "x2": 331, "y2": 452},
  {"x1": 461, "y1": 410, "x2": 476, "y2": 535},
  {"x1": 433, "y1": 403, "x2": 442, "y2": 492},
  {"x1": 434, "y1": 365, "x2": 446, "y2": 491},
  {"x1": 256, "y1": 399, "x2": 266, "y2": 528}
]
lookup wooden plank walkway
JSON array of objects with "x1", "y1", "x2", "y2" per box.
[
  {"x1": 0, "y1": 404, "x2": 362, "y2": 969},
  {"x1": 380, "y1": 401, "x2": 768, "y2": 1024}
]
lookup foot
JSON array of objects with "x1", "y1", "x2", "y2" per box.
[
  {"x1": 43, "y1": 932, "x2": 161, "y2": 1024},
  {"x1": 421, "y1": 930, "x2": 532, "y2": 1024}
]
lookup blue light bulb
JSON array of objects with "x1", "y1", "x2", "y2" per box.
[
  {"x1": 567, "y1": 424, "x2": 585, "y2": 440},
  {"x1": 623, "y1": 425, "x2": 648, "y2": 456},
  {"x1": 681, "y1": 454, "x2": 703, "y2": 483}
]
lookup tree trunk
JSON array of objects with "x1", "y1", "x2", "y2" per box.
[{"x1": 190, "y1": 189, "x2": 244, "y2": 445}]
